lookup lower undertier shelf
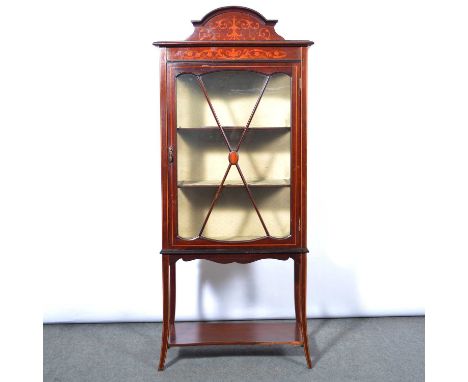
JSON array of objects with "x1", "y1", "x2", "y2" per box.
[{"x1": 169, "y1": 321, "x2": 302, "y2": 347}]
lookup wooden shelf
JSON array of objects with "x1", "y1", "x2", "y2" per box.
[
  {"x1": 177, "y1": 126, "x2": 290, "y2": 131},
  {"x1": 178, "y1": 179, "x2": 290, "y2": 188},
  {"x1": 178, "y1": 235, "x2": 287, "y2": 242},
  {"x1": 169, "y1": 321, "x2": 302, "y2": 347}
]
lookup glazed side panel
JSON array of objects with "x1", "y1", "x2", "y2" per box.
[
  {"x1": 300, "y1": 47, "x2": 308, "y2": 249},
  {"x1": 160, "y1": 48, "x2": 169, "y2": 248}
]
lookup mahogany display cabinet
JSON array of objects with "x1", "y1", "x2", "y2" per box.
[{"x1": 153, "y1": 6, "x2": 314, "y2": 370}]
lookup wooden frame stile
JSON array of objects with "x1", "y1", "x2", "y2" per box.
[
  {"x1": 154, "y1": 6, "x2": 313, "y2": 371},
  {"x1": 166, "y1": 62, "x2": 302, "y2": 251}
]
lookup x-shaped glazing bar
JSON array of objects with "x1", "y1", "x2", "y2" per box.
[
  {"x1": 195, "y1": 74, "x2": 272, "y2": 238},
  {"x1": 197, "y1": 164, "x2": 232, "y2": 237},
  {"x1": 195, "y1": 76, "x2": 232, "y2": 152},
  {"x1": 235, "y1": 76, "x2": 271, "y2": 152}
]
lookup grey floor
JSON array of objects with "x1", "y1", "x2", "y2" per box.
[{"x1": 44, "y1": 317, "x2": 424, "y2": 382}]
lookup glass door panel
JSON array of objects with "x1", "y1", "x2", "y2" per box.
[
  {"x1": 176, "y1": 70, "x2": 292, "y2": 242},
  {"x1": 250, "y1": 73, "x2": 291, "y2": 128},
  {"x1": 202, "y1": 71, "x2": 267, "y2": 127},
  {"x1": 177, "y1": 74, "x2": 217, "y2": 128}
]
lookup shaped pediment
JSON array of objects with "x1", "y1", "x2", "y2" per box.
[{"x1": 186, "y1": 6, "x2": 284, "y2": 41}]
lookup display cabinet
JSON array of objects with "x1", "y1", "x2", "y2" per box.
[{"x1": 153, "y1": 6, "x2": 313, "y2": 370}]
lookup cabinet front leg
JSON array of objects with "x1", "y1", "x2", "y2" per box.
[
  {"x1": 169, "y1": 259, "x2": 176, "y2": 328},
  {"x1": 299, "y1": 253, "x2": 312, "y2": 369},
  {"x1": 158, "y1": 255, "x2": 170, "y2": 371}
]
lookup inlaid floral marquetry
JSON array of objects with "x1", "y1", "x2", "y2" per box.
[
  {"x1": 197, "y1": 15, "x2": 277, "y2": 41},
  {"x1": 187, "y1": 9, "x2": 284, "y2": 41},
  {"x1": 168, "y1": 47, "x2": 300, "y2": 61}
]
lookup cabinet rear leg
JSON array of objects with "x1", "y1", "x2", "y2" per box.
[{"x1": 299, "y1": 253, "x2": 312, "y2": 368}]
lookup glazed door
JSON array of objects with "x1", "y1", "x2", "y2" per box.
[{"x1": 167, "y1": 63, "x2": 301, "y2": 248}]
